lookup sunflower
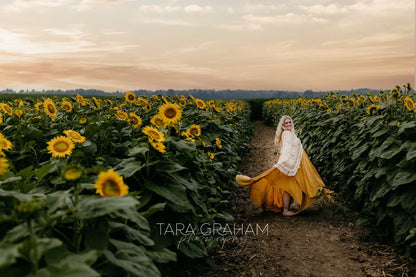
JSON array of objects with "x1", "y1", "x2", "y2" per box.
[
  {"x1": 0, "y1": 114, "x2": 2, "y2": 124},
  {"x1": 94, "y1": 169, "x2": 128, "y2": 197},
  {"x1": 34, "y1": 103, "x2": 43, "y2": 111},
  {"x1": 150, "y1": 114, "x2": 166, "y2": 127},
  {"x1": 47, "y1": 136, "x2": 75, "y2": 158},
  {"x1": 135, "y1": 97, "x2": 148, "y2": 107},
  {"x1": 186, "y1": 125, "x2": 201, "y2": 137},
  {"x1": 208, "y1": 152, "x2": 214, "y2": 159},
  {"x1": 76, "y1": 94, "x2": 87, "y2": 106},
  {"x1": 61, "y1": 101, "x2": 73, "y2": 112},
  {"x1": 347, "y1": 99, "x2": 355, "y2": 108},
  {"x1": 181, "y1": 131, "x2": 195, "y2": 142},
  {"x1": 374, "y1": 96, "x2": 381, "y2": 102},
  {"x1": 115, "y1": 110, "x2": 128, "y2": 120},
  {"x1": 405, "y1": 97, "x2": 414, "y2": 110},
  {"x1": 215, "y1": 138, "x2": 222, "y2": 149},
  {"x1": 161, "y1": 96, "x2": 169, "y2": 104},
  {"x1": 92, "y1": 97, "x2": 102, "y2": 108},
  {"x1": 15, "y1": 99, "x2": 23, "y2": 107},
  {"x1": 195, "y1": 99, "x2": 206, "y2": 109},
  {"x1": 0, "y1": 157, "x2": 9, "y2": 175},
  {"x1": 142, "y1": 126, "x2": 165, "y2": 142},
  {"x1": 335, "y1": 104, "x2": 343, "y2": 110},
  {"x1": 128, "y1": 113, "x2": 142, "y2": 128},
  {"x1": 158, "y1": 103, "x2": 182, "y2": 125},
  {"x1": 1, "y1": 103, "x2": 13, "y2": 116},
  {"x1": 150, "y1": 141, "x2": 166, "y2": 153},
  {"x1": 0, "y1": 135, "x2": 12, "y2": 151},
  {"x1": 392, "y1": 87, "x2": 401, "y2": 98},
  {"x1": 63, "y1": 165, "x2": 83, "y2": 181},
  {"x1": 43, "y1": 98, "x2": 57, "y2": 117},
  {"x1": 124, "y1": 91, "x2": 136, "y2": 103},
  {"x1": 144, "y1": 104, "x2": 151, "y2": 111},
  {"x1": 366, "y1": 104, "x2": 381, "y2": 115},
  {"x1": 63, "y1": 130, "x2": 86, "y2": 143},
  {"x1": 14, "y1": 109, "x2": 23, "y2": 118},
  {"x1": 208, "y1": 100, "x2": 216, "y2": 108},
  {"x1": 79, "y1": 117, "x2": 87, "y2": 124},
  {"x1": 179, "y1": 97, "x2": 187, "y2": 106}
]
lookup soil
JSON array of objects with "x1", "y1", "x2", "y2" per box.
[{"x1": 199, "y1": 121, "x2": 415, "y2": 277}]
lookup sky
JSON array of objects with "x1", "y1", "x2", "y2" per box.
[{"x1": 0, "y1": 0, "x2": 414, "y2": 92}]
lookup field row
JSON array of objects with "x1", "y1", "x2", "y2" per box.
[{"x1": 263, "y1": 84, "x2": 416, "y2": 253}]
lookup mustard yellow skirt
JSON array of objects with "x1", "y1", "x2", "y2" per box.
[{"x1": 236, "y1": 151, "x2": 325, "y2": 214}]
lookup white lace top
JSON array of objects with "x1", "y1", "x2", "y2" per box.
[{"x1": 273, "y1": 130, "x2": 303, "y2": 176}]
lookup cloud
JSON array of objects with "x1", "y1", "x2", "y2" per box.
[
  {"x1": 0, "y1": 27, "x2": 136, "y2": 55},
  {"x1": 215, "y1": 23, "x2": 262, "y2": 31},
  {"x1": 139, "y1": 18, "x2": 194, "y2": 26},
  {"x1": 242, "y1": 4, "x2": 286, "y2": 12},
  {"x1": 138, "y1": 4, "x2": 213, "y2": 14},
  {"x1": 137, "y1": 5, "x2": 181, "y2": 13},
  {"x1": 184, "y1": 4, "x2": 212, "y2": 13},
  {"x1": 76, "y1": 0, "x2": 134, "y2": 11},
  {"x1": 2, "y1": 0, "x2": 74, "y2": 11},
  {"x1": 300, "y1": 0, "x2": 412, "y2": 16},
  {"x1": 299, "y1": 4, "x2": 349, "y2": 15},
  {"x1": 0, "y1": 59, "x2": 229, "y2": 91},
  {"x1": 242, "y1": 13, "x2": 326, "y2": 25}
]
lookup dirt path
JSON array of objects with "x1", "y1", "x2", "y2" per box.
[{"x1": 200, "y1": 121, "x2": 414, "y2": 277}]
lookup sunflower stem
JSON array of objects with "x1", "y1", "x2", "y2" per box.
[
  {"x1": 72, "y1": 182, "x2": 83, "y2": 253},
  {"x1": 27, "y1": 219, "x2": 38, "y2": 274}
]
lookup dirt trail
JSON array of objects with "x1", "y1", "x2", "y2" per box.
[{"x1": 200, "y1": 121, "x2": 414, "y2": 277}]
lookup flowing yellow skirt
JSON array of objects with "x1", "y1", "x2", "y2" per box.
[{"x1": 236, "y1": 151, "x2": 325, "y2": 214}]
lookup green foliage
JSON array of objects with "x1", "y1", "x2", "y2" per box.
[{"x1": 0, "y1": 94, "x2": 252, "y2": 275}]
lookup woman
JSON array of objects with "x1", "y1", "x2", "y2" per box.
[{"x1": 236, "y1": 115, "x2": 325, "y2": 216}]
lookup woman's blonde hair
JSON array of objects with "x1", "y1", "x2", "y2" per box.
[{"x1": 274, "y1": 115, "x2": 296, "y2": 148}]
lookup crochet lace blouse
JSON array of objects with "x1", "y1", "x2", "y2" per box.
[{"x1": 273, "y1": 130, "x2": 303, "y2": 176}]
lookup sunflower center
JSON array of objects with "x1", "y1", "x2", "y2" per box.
[
  {"x1": 0, "y1": 141, "x2": 6, "y2": 147},
  {"x1": 70, "y1": 133, "x2": 81, "y2": 140},
  {"x1": 149, "y1": 130, "x2": 161, "y2": 140},
  {"x1": 102, "y1": 179, "x2": 120, "y2": 196},
  {"x1": 165, "y1": 108, "x2": 177, "y2": 118},
  {"x1": 54, "y1": 141, "x2": 69, "y2": 152},
  {"x1": 190, "y1": 128, "x2": 198, "y2": 136},
  {"x1": 128, "y1": 95, "x2": 134, "y2": 100},
  {"x1": 131, "y1": 117, "x2": 138, "y2": 125},
  {"x1": 47, "y1": 104, "x2": 56, "y2": 113},
  {"x1": 155, "y1": 119, "x2": 164, "y2": 126}
]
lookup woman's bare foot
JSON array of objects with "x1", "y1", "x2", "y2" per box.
[{"x1": 282, "y1": 210, "x2": 295, "y2": 216}]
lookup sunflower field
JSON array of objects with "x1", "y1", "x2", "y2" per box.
[
  {"x1": 263, "y1": 83, "x2": 416, "y2": 254},
  {"x1": 0, "y1": 93, "x2": 252, "y2": 276}
]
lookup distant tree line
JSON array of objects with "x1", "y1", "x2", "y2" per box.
[{"x1": 0, "y1": 87, "x2": 383, "y2": 100}]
